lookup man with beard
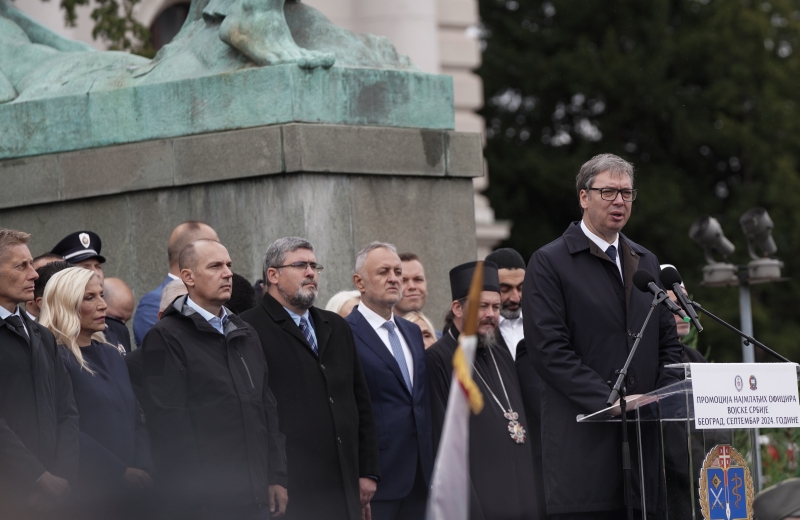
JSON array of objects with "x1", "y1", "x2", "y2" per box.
[
  {"x1": 426, "y1": 260, "x2": 538, "y2": 520},
  {"x1": 346, "y1": 242, "x2": 432, "y2": 520},
  {"x1": 240, "y1": 237, "x2": 380, "y2": 520},
  {"x1": 485, "y1": 248, "x2": 526, "y2": 360}
]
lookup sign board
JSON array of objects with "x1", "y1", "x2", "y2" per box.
[{"x1": 691, "y1": 363, "x2": 800, "y2": 430}]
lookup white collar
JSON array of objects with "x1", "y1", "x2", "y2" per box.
[
  {"x1": 580, "y1": 219, "x2": 619, "y2": 253},
  {"x1": 167, "y1": 273, "x2": 180, "y2": 281},
  {"x1": 0, "y1": 305, "x2": 22, "y2": 321},
  {"x1": 357, "y1": 303, "x2": 398, "y2": 331}
]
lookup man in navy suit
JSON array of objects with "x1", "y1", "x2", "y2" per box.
[
  {"x1": 346, "y1": 242, "x2": 433, "y2": 520},
  {"x1": 132, "y1": 221, "x2": 218, "y2": 346}
]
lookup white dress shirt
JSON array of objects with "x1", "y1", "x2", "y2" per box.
[
  {"x1": 499, "y1": 311, "x2": 524, "y2": 360},
  {"x1": 581, "y1": 220, "x2": 622, "y2": 278},
  {"x1": 185, "y1": 297, "x2": 229, "y2": 334},
  {"x1": 357, "y1": 303, "x2": 414, "y2": 383},
  {"x1": 0, "y1": 305, "x2": 29, "y2": 337}
]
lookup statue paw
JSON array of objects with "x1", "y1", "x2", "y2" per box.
[{"x1": 219, "y1": 12, "x2": 335, "y2": 69}]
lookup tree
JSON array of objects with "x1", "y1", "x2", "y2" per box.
[
  {"x1": 50, "y1": 0, "x2": 154, "y2": 56},
  {"x1": 478, "y1": 0, "x2": 800, "y2": 363}
]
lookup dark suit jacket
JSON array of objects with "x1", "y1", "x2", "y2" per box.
[
  {"x1": 240, "y1": 294, "x2": 380, "y2": 520},
  {"x1": 0, "y1": 313, "x2": 80, "y2": 512},
  {"x1": 522, "y1": 222, "x2": 683, "y2": 515},
  {"x1": 346, "y1": 306, "x2": 433, "y2": 502}
]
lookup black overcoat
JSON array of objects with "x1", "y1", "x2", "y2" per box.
[
  {"x1": 240, "y1": 294, "x2": 380, "y2": 520},
  {"x1": 0, "y1": 313, "x2": 80, "y2": 513},
  {"x1": 426, "y1": 326, "x2": 539, "y2": 520},
  {"x1": 141, "y1": 296, "x2": 287, "y2": 513},
  {"x1": 522, "y1": 222, "x2": 683, "y2": 515}
]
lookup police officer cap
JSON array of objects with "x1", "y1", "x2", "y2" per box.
[
  {"x1": 449, "y1": 261, "x2": 500, "y2": 301},
  {"x1": 485, "y1": 248, "x2": 526, "y2": 270},
  {"x1": 753, "y1": 477, "x2": 800, "y2": 520},
  {"x1": 50, "y1": 231, "x2": 106, "y2": 264}
]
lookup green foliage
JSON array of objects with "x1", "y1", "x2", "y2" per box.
[
  {"x1": 53, "y1": 0, "x2": 154, "y2": 56},
  {"x1": 478, "y1": 0, "x2": 800, "y2": 363}
]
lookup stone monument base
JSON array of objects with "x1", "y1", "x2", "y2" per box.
[{"x1": 0, "y1": 123, "x2": 482, "y2": 323}]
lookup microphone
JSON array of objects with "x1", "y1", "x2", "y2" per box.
[
  {"x1": 632, "y1": 270, "x2": 691, "y2": 323},
  {"x1": 659, "y1": 266, "x2": 703, "y2": 332}
]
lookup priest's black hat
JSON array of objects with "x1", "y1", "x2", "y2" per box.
[
  {"x1": 51, "y1": 231, "x2": 106, "y2": 264},
  {"x1": 449, "y1": 261, "x2": 500, "y2": 300},
  {"x1": 485, "y1": 248, "x2": 526, "y2": 270},
  {"x1": 753, "y1": 477, "x2": 800, "y2": 520}
]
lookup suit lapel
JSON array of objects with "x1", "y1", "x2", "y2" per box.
[
  {"x1": 396, "y1": 318, "x2": 424, "y2": 392},
  {"x1": 262, "y1": 295, "x2": 318, "y2": 357},
  {"x1": 350, "y1": 309, "x2": 410, "y2": 394},
  {"x1": 620, "y1": 239, "x2": 640, "y2": 311}
]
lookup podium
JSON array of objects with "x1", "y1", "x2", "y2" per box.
[{"x1": 577, "y1": 363, "x2": 800, "y2": 520}]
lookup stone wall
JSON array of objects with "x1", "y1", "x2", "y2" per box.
[{"x1": 1, "y1": 123, "x2": 482, "y2": 327}]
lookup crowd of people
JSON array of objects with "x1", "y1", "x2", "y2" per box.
[{"x1": 1, "y1": 153, "x2": 798, "y2": 520}]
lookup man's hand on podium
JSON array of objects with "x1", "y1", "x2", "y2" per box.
[{"x1": 610, "y1": 394, "x2": 659, "y2": 416}]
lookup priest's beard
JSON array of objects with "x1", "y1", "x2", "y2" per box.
[
  {"x1": 278, "y1": 278, "x2": 318, "y2": 310},
  {"x1": 477, "y1": 329, "x2": 499, "y2": 349},
  {"x1": 500, "y1": 300, "x2": 521, "y2": 320}
]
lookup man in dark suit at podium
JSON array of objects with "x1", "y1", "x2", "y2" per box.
[
  {"x1": 523, "y1": 154, "x2": 683, "y2": 519},
  {"x1": 346, "y1": 242, "x2": 433, "y2": 520}
]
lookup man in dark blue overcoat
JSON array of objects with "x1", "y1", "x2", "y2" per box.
[{"x1": 522, "y1": 153, "x2": 683, "y2": 519}]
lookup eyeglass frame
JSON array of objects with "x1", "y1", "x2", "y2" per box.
[
  {"x1": 586, "y1": 187, "x2": 638, "y2": 202},
  {"x1": 272, "y1": 261, "x2": 325, "y2": 273}
]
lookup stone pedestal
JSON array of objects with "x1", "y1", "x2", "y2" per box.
[{"x1": 0, "y1": 123, "x2": 482, "y2": 326}]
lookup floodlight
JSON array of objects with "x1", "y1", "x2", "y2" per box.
[
  {"x1": 689, "y1": 216, "x2": 737, "y2": 285},
  {"x1": 739, "y1": 207, "x2": 783, "y2": 280}
]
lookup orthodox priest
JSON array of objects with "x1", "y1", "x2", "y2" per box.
[{"x1": 426, "y1": 261, "x2": 539, "y2": 520}]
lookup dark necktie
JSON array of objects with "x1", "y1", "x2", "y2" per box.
[
  {"x1": 299, "y1": 316, "x2": 318, "y2": 355},
  {"x1": 605, "y1": 245, "x2": 617, "y2": 264},
  {"x1": 5, "y1": 315, "x2": 29, "y2": 343}
]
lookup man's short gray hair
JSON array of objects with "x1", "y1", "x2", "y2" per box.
[
  {"x1": 263, "y1": 237, "x2": 315, "y2": 287},
  {"x1": 575, "y1": 153, "x2": 635, "y2": 198},
  {"x1": 354, "y1": 241, "x2": 398, "y2": 276}
]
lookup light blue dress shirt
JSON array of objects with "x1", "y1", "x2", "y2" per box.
[
  {"x1": 185, "y1": 297, "x2": 229, "y2": 334},
  {"x1": 283, "y1": 307, "x2": 318, "y2": 348}
]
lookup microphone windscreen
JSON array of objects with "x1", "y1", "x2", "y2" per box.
[
  {"x1": 659, "y1": 266, "x2": 683, "y2": 288},
  {"x1": 632, "y1": 269, "x2": 656, "y2": 292}
]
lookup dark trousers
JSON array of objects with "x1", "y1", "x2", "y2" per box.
[
  {"x1": 549, "y1": 511, "x2": 627, "y2": 520},
  {"x1": 371, "y1": 463, "x2": 428, "y2": 520}
]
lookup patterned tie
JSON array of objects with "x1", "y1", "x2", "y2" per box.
[
  {"x1": 299, "y1": 316, "x2": 318, "y2": 355},
  {"x1": 382, "y1": 321, "x2": 412, "y2": 392},
  {"x1": 5, "y1": 315, "x2": 28, "y2": 343}
]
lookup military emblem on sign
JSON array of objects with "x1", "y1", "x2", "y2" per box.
[
  {"x1": 749, "y1": 375, "x2": 757, "y2": 391},
  {"x1": 699, "y1": 445, "x2": 754, "y2": 519},
  {"x1": 735, "y1": 375, "x2": 743, "y2": 392},
  {"x1": 79, "y1": 233, "x2": 91, "y2": 248}
]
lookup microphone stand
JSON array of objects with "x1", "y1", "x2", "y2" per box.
[
  {"x1": 607, "y1": 290, "x2": 667, "y2": 520},
  {"x1": 688, "y1": 300, "x2": 791, "y2": 363}
]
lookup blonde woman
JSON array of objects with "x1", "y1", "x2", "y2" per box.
[
  {"x1": 39, "y1": 267, "x2": 153, "y2": 506},
  {"x1": 402, "y1": 311, "x2": 437, "y2": 349},
  {"x1": 325, "y1": 289, "x2": 361, "y2": 317}
]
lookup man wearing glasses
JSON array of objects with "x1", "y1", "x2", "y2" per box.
[
  {"x1": 522, "y1": 154, "x2": 683, "y2": 519},
  {"x1": 241, "y1": 237, "x2": 380, "y2": 520}
]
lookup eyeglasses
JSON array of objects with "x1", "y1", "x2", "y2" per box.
[
  {"x1": 273, "y1": 262, "x2": 324, "y2": 273},
  {"x1": 587, "y1": 188, "x2": 638, "y2": 202}
]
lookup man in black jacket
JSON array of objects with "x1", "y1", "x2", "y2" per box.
[
  {"x1": 523, "y1": 154, "x2": 683, "y2": 519},
  {"x1": 241, "y1": 237, "x2": 380, "y2": 520},
  {"x1": 0, "y1": 228, "x2": 80, "y2": 519},
  {"x1": 141, "y1": 238, "x2": 288, "y2": 520}
]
